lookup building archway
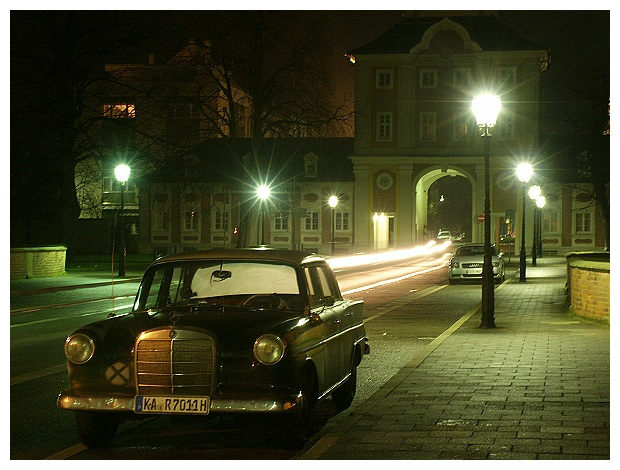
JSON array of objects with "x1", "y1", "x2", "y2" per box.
[{"x1": 414, "y1": 167, "x2": 478, "y2": 243}]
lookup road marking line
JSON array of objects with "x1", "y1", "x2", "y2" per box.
[
  {"x1": 11, "y1": 294, "x2": 135, "y2": 314},
  {"x1": 364, "y1": 284, "x2": 446, "y2": 323},
  {"x1": 46, "y1": 444, "x2": 88, "y2": 460},
  {"x1": 11, "y1": 364, "x2": 66, "y2": 385},
  {"x1": 10, "y1": 303, "x2": 134, "y2": 328}
]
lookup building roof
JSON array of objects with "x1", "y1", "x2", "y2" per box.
[
  {"x1": 348, "y1": 14, "x2": 547, "y2": 56},
  {"x1": 142, "y1": 138, "x2": 355, "y2": 185}
]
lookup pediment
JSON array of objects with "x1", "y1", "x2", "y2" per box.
[{"x1": 409, "y1": 18, "x2": 482, "y2": 56}]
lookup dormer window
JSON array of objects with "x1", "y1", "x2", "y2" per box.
[{"x1": 303, "y1": 153, "x2": 318, "y2": 177}]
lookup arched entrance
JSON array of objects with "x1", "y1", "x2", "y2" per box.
[{"x1": 414, "y1": 167, "x2": 478, "y2": 243}]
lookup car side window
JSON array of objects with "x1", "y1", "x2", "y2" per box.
[
  {"x1": 304, "y1": 267, "x2": 321, "y2": 308},
  {"x1": 143, "y1": 268, "x2": 166, "y2": 309}
]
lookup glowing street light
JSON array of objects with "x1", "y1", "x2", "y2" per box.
[
  {"x1": 328, "y1": 195, "x2": 338, "y2": 255},
  {"x1": 114, "y1": 164, "x2": 131, "y2": 277},
  {"x1": 517, "y1": 163, "x2": 533, "y2": 281},
  {"x1": 472, "y1": 93, "x2": 501, "y2": 329},
  {"x1": 536, "y1": 195, "x2": 546, "y2": 260},
  {"x1": 529, "y1": 185, "x2": 541, "y2": 266},
  {"x1": 256, "y1": 184, "x2": 271, "y2": 246}
]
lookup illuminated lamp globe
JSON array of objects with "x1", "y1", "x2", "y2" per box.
[{"x1": 114, "y1": 164, "x2": 131, "y2": 183}]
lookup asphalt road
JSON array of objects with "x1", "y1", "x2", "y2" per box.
[{"x1": 10, "y1": 249, "x2": 487, "y2": 459}]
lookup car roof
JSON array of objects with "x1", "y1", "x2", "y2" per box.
[{"x1": 149, "y1": 248, "x2": 326, "y2": 267}]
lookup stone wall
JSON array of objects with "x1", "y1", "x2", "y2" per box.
[
  {"x1": 566, "y1": 252, "x2": 610, "y2": 322},
  {"x1": 10, "y1": 246, "x2": 67, "y2": 279}
]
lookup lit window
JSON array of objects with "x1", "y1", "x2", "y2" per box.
[
  {"x1": 214, "y1": 209, "x2": 229, "y2": 231},
  {"x1": 453, "y1": 68, "x2": 471, "y2": 88},
  {"x1": 419, "y1": 69, "x2": 437, "y2": 88},
  {"x1": 575, "y1": 212, "x2": 591, "y2": 233},
  {"x1": 453, "y1": 114, "x2": 470, "y2": 141},
  {"x1": 496, "y1": 112, "x2": 515, "y2": 139},
  {"x1": 543, "y1": 211, "x2": 558, "y2": 233},
  {"x1": 183, "y1": 210, "x2": 200, "y2": 231},
  {"x1": 376, "y1": 69, "x2": 393, "y2": 89},
  {"x1": 420, "y1": 112, "x2": 436, "y2": 141},
  {"x1": 499, "y1": 67, "x2": 516, "y2": 87},
  {"x1": 377, "y1": 112, "x2": 392, "y2": 141},
  {"x1": 335, "y1": 212, "x2": 350, "y2": 231},
  {"x1": 305, "y1": 212, "x2": 319, "y2": 231},
  {"x1": 274, "y1": 211, "x2": 289, "y2": 231},
  {"x1": 103, "y1": 103, "x2": 136, "y2": 118}
]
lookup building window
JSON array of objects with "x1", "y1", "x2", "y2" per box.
[
  {"x1": 499, "y1": 66, "x2": 517, "y2": 87},
  {"x1": 214, "y1": 209, "x2": 229, "y2": 231},
  {"x1": 496, "y1": 113, "x2": 515, "y2": 139},
  {"x1": 305, "y1": 211, "x2": 319, "y2": 231},
  {"x1": 575, "y1": 211, "x2": 592, "y2": 233},
  {"x1": 453, "y1": 114, "x2": 470, "y2": 141},
  {"x1": 419, "y1": 69, "x2": 437, "y2": 88},
  {"x1": 376, "y1": 112, "x2": 393, "y2": 141},
  {"x1": 335, "y1": 212, "x2": 350, "y2": 231},
  {"x1": 419, "y1": 112, "x2": 436, "y2": 141},
  {"x1": 274, "y1": 211, "x2": 289, "y2": 231},
  {"x1": 103, "y1": 103, "x2": 136, "y2": 118},
  {"x1": 453, "y1": 68, "x2": 471, "y2": 88},
  {"x1": 376, "y1": 69, "x2": 393, "y2": 89},
  {"x1": 154, "y1": 210, "x2": 169, "y2": 231},
  {"x1": 543, "y1": 210, "x2": 559, "y2": 233},
  {"x1": 183, "y1": 210, "x2": 200, "y2": 231},
  {"x1": 304, "y1": 153, "x2": 318, "y2": 177}
]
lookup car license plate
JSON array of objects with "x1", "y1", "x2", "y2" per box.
[
  {"x1": 466, "y1": 269, "x2": 481, "y2": 275},
  {"x1": 135, "y1": 395, "x2": 210, "y2": 415}
]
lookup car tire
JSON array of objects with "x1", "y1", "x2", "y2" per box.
[
  {"x1": 74, "y1": 411, "x2": 119, "y2": 448},
  {"x1": 332, "y1": 365, "x2": 357, "y2": 411},
  {"x1": 281, "y1": 373, "x2": 314, "y2": 449}
]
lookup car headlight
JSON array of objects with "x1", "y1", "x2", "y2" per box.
[
  {"x1": 253, "y1": 334, "x2": 285, "y2": 365},
  {"x1": 64, "y1": 333, "x2": 95, "y2": 364}
]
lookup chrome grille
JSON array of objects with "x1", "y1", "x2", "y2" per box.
[{"x1": 135, "y1": 328, "x2": 216, "y2": 396}]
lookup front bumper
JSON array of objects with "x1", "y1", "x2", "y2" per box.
[
  {"x1": 57, "y1": 391, "x2": 303, "y2": 414},
  {"x1": 450, "y1": 267, "x2": 502, "y2": 280}
]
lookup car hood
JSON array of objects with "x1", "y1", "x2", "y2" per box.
[{"x1": 74, "y1": 306, "x2": 304, "y2": 360}]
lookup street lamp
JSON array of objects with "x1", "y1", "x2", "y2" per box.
[
  {"x1": 256, "y1": 184, "x2": 271, "y2": 246},
  {"x1": 536, "y1": 195, "x2": 546, "y2": 259},
  {"x1": 516, "y1": 163, "x2": 533, "y2": 281},
  {"x1": 328, "y1": 195, "x2": 338, "y2": 255},
  {"x1": 114, "y1": 164, "x2": 131, "y2": 277},
  {"x1": 528, "y1": 185, "x2": 541, "y2": 266},
  {"x1": 472, "y1": 93, "x2": 501, "y2": 329}
]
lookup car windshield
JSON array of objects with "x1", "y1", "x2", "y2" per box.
[
  {"x1": 456, "y1": 246, "x2": 497, "y2": 257},
  {"x1": 134, "y1": 261, "x2": 301, "y2": 311}
]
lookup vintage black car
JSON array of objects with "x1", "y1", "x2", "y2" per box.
[{"x1": 58, "y1": 249, "x2": 369, "y2": 447}]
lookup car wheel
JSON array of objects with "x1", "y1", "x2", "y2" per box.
[
  {"x1": 281, "y1": 373, "x2": 314, "y2": 449},
  {"x1": 332, "y1": 366, "x2": 357, "y2": 411},
  {"x1": 74, "y1": 411, "x2": 119, "y2": 448}
]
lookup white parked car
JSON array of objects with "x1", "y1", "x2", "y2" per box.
[
  {"x1": 437, "y1": 230, "x2": 452, "y2": 240},
  {"x1": 449, "y1": 243, "x2": 505, "y2": 284}
]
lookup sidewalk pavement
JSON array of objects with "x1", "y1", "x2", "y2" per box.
[{"x1": 301, "y1": 257, "x2": 611, "y2": 460}]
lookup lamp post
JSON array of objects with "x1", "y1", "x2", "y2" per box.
[
  {"x1": 516, "y1": 163, "x2": 533, "y2": 282},
  {"x1": 328, "y1": 195, "x2": 338, "y2": 255},
  {"x1": 472, "y1": 93, "x2": 501, "y2": 329},
  {"x1": 256, "y1": 184, "x2": 270, "y2": 246},
  {"x1": 114, "y1": 164, "x2": 131, "y2": 277},
  {"x1": 536, "y1": 195, "x2": 546, "y2": 259},
  {"x1": 528, "y1": 185, "x2": 541, "y2": 266}
]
